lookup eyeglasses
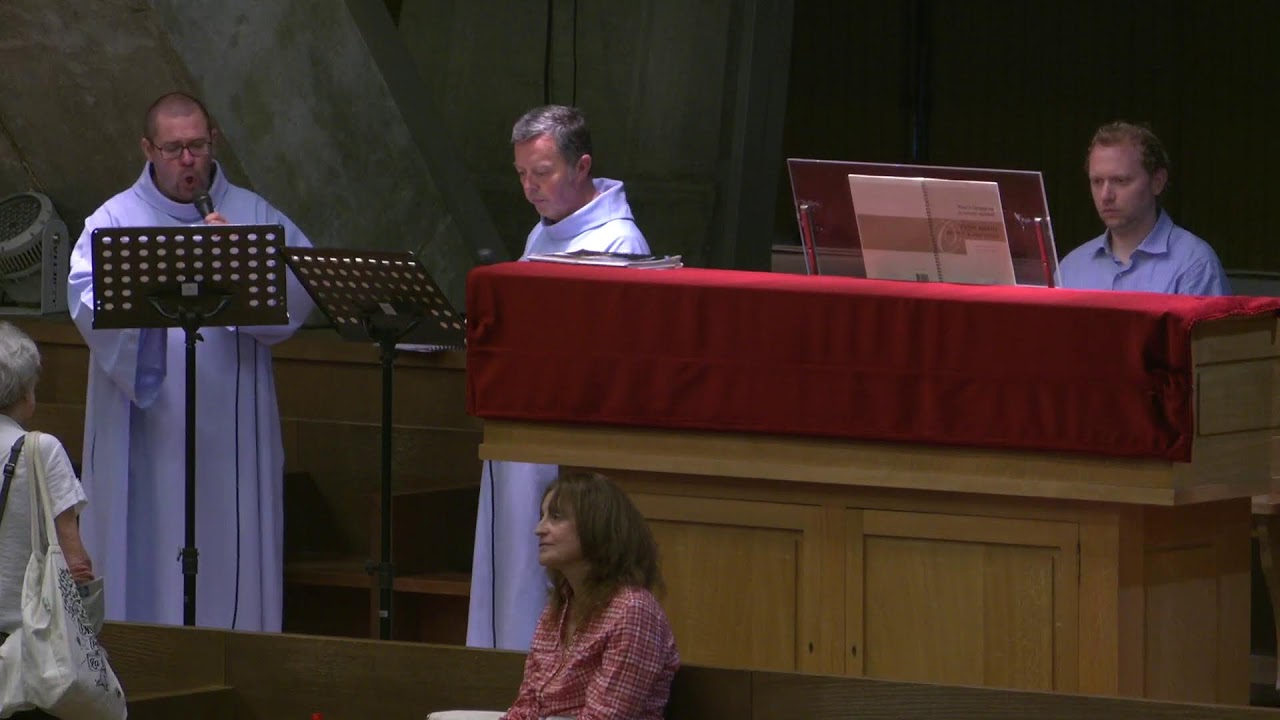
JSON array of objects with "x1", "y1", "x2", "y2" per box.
[{"x1": 149, "y1": 138, "x2": 212, "y2": 160}]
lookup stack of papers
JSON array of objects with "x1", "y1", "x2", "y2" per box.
[{"x1": 526, "y1": 250, "x2": 683, "y2": 269}]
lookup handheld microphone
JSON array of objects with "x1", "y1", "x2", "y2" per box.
[{"x1": 194, "y1": 189, "x2": 215, "y2": 219}]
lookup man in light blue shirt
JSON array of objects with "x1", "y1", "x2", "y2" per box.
[{"x1": 1057, "y1": 121, "x2": 1230, "y2": 295}]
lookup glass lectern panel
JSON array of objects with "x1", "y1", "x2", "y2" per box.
[{"x1": 787, "y1": 159, "x2": 1059, "y2": 287}]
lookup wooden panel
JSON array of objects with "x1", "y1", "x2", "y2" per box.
[
  {"x1": 844, "y1": 507, "x2": 864, "y2": 676},
  {"x1": 1141, "y1": 499, "x2": 1252, "y2": 704},
  {"x1": 99, "y1": 622, "x2": 226, "y2": 694},
  {"x1": 11, "y1": 318, "x2": 85, "y2": 346},
  {"x1": 862, "y1": 511, "x2": 1078, "y2": 547},
  {"x1": 1197, "y1": 359, "x2": 1277, "y2": 435},
  {"x1": 1257, "y1": 515, "x2": 1280, "y2": 687},
  {"x1": 1192, "y1": 315, "x2": 1280, "y2": 366},
  {"x1": 613, "y1": 467, "x2": 1102, "y2": 525},
  {"x1": 283, "y1": 582, "x2": 372, "y2": 639},
  {"x1": 862, "y1": 535, "x2": 986, "y2": 686},
  {"x1": 127, "y1": 687, "x2": 238, "y2": 720},
  {"x1": 282, "y1": 562, "x2": 469, "y2": 643},
  {"x1": 1173, "y1": 430, "x2": 1273, "y2": 503},
  {"x1": 1144, "y1": 544, "x2": 1219, "y2": 702},
  {"x1": 817, "y1": 503, "x2": 847, "y2": 675},
  {"x1": 632, "y1": 493, "x2": 824, "y2": 673},
  {"x1": 981, "y1": 545, "x2": 1056, "y2": 690},
  {"x1": 223, "y1": 632, "x2": 527, "y2": 720},
  {"x1": 99, "y1": 622, "x2": 1273, "y2": 720},
  {"x1": 667, "y1": 665, "x2": 753, "y2": 720},
  {"x1": 853, "y1": 510, "x2": 1077, "y2": 692},
  {"x1": 393, "y1": 593, "x2": 470, "y2": 645},
  {"x1": 27, "y1": 400, "x2": 85, "y2": 465},
  {"x1": 281, "y1": 415, "x2": 301, "y2": 473},
  {"x1": 33, "y1": 340, "x2": 90, "y2": 405},
  {"x1": 271, "y1": 333, "x2": 466, "y2": 370},
  {"x1": 293, "y1": 421, "x2": 480, "y2": 492},
  {"x1": 485, "y1": 421, "x2": 1192, "y2": 505},
  {"x1": 383, "y1": 486, "x2": 479, "y2": 575},
  {"x1": 1211, "y1": 502, "x2": 1251, "y2": 706},
  {"x1": 275, "y1": 354, "x2": 477, "y2": 430},
  {"x1": 1076, "y1": 509, "x2": 1137, "y2": 697},
  {"x1": 291, "y1": 421, "x2": 480, "y2": 552},
  {"x1": 750, "y1": 670, "x2": 1273, "y2": 720},
  {"x1": 284, "y1": 470, "x2": 348, "y2": 558}
]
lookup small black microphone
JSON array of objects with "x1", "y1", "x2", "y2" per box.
[{"x1": 194, "y1": 190, "x2": 214, "y2": 219}]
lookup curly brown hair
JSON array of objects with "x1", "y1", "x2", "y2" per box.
[
  {"x1": 542, "y1": 470, "x2": 664, "y2": 627},
  {"x1": 1086, "y1": 120, "x2": 1170, "y2": 182}
]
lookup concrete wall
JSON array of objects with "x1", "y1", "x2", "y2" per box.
[
  {"x1": 0, "y1": 0, "x2": 508, "y2": 310},
  {"x1": 0, "y1": 0, "x2": 791, "y2": 308}
]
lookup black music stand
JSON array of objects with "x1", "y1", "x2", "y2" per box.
[
  {"x1": 90, "y1": 223, "x2": 289, "y2": 627},
  {"x1": 282, "y1": 248, "x2": 464, "y2": 640}
]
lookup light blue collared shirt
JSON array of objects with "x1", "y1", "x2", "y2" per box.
[{"x1": 1057, "y1": 210, "x2": 1231, "y2": 296}]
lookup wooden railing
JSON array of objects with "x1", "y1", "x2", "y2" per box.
[{"x1": 101, "y1": 623, "x2": 1275, "y2": 720}]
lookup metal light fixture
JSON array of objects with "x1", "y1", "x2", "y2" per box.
[{"x1": 0, "y1": 191, "x2": 69, "y2": 314}]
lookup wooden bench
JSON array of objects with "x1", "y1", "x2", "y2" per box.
[{"x1": 102, "y1": 622, "x2": 1277, "y2": 719}]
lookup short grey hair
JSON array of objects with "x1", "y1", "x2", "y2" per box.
[
  {"x1": 0, "y1": 321, "x2": 40, "y2": 411},
  {"x1": 511, "y1": 104, "x2": 593, "y2": 167}
]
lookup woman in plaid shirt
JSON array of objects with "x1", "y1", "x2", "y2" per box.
[{"x1": 500, "y1": 470, "x2": 679, "y2": 720}]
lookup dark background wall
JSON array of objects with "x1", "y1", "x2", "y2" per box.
[
  {"x1": 776, "y1": 0, "x2": 1278, "y2": 271},
  {"x1": 394, "y1": 0, "x2": 1279, "y2": 271},
  {"x1": 1, "y1": 0, "x2": 1276, "y2": 295}
]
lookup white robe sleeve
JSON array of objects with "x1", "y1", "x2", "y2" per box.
[{"x1": 67, "y1": 206, "x2": 168, "y2": 408}]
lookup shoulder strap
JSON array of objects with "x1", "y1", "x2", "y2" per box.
[{"x1": 0, "y1": 435, "x2": 27, "y2": 528}]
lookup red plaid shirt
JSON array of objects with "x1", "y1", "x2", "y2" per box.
[{"x1": 503, "y1": 586, "x2": 679, "y2": 720}]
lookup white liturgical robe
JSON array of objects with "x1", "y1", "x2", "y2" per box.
[
  {"x1": 67, "y1": 162, "x2": 314, "y2": 631},
  {"x1": 467, "y1": 177, "x2": 649, "y2": 650}
]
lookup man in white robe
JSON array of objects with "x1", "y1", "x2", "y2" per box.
[
  {"x1": 467, "y1": 105, "x2": 649, "y2": 650},
  {"x1": 66, "y1": 92, "x2": 314, "y2": 631}
]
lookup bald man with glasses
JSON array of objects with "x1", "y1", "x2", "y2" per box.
[{"x1": 66, "y1": 91, "x2": 315, "y2": 632}]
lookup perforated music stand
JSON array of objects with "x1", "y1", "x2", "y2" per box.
[
  {"x1": 90, "y1": 223, "x2": 289, "y2": 627},
  {"x1": 282, "y1": 247, "x2": 464, "y2": 640}
]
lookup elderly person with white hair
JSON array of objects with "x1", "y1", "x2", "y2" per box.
[
  {"x1": 0, "y1": 321, "x2": 94, "y2": 649},
  {"x1": 0, "y1": 321, "x2": 97, "y2": 718}
]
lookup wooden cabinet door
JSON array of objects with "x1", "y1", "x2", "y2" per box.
[
  {"x1": 847, "y1": 509, "x2": 1079, "y2": 692},
  {"x1": 630, "y1": 493, "x2": 825, "y2": 673}
]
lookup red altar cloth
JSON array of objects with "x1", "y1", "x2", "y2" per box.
[{"x1": 466, "y1": 263, "x2": 1280, "y2": 461}]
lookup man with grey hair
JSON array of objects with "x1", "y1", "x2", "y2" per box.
[{"x1": 466, "y1": 104, "x2": 649, "y2": 650}]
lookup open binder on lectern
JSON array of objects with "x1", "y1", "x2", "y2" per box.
[
  {"x1": 787, "y1": 159, "x2": 1060, "y2": 286},
  {"x1": 847, "y1": 174, "x2": 1017, "y2": 286}
]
